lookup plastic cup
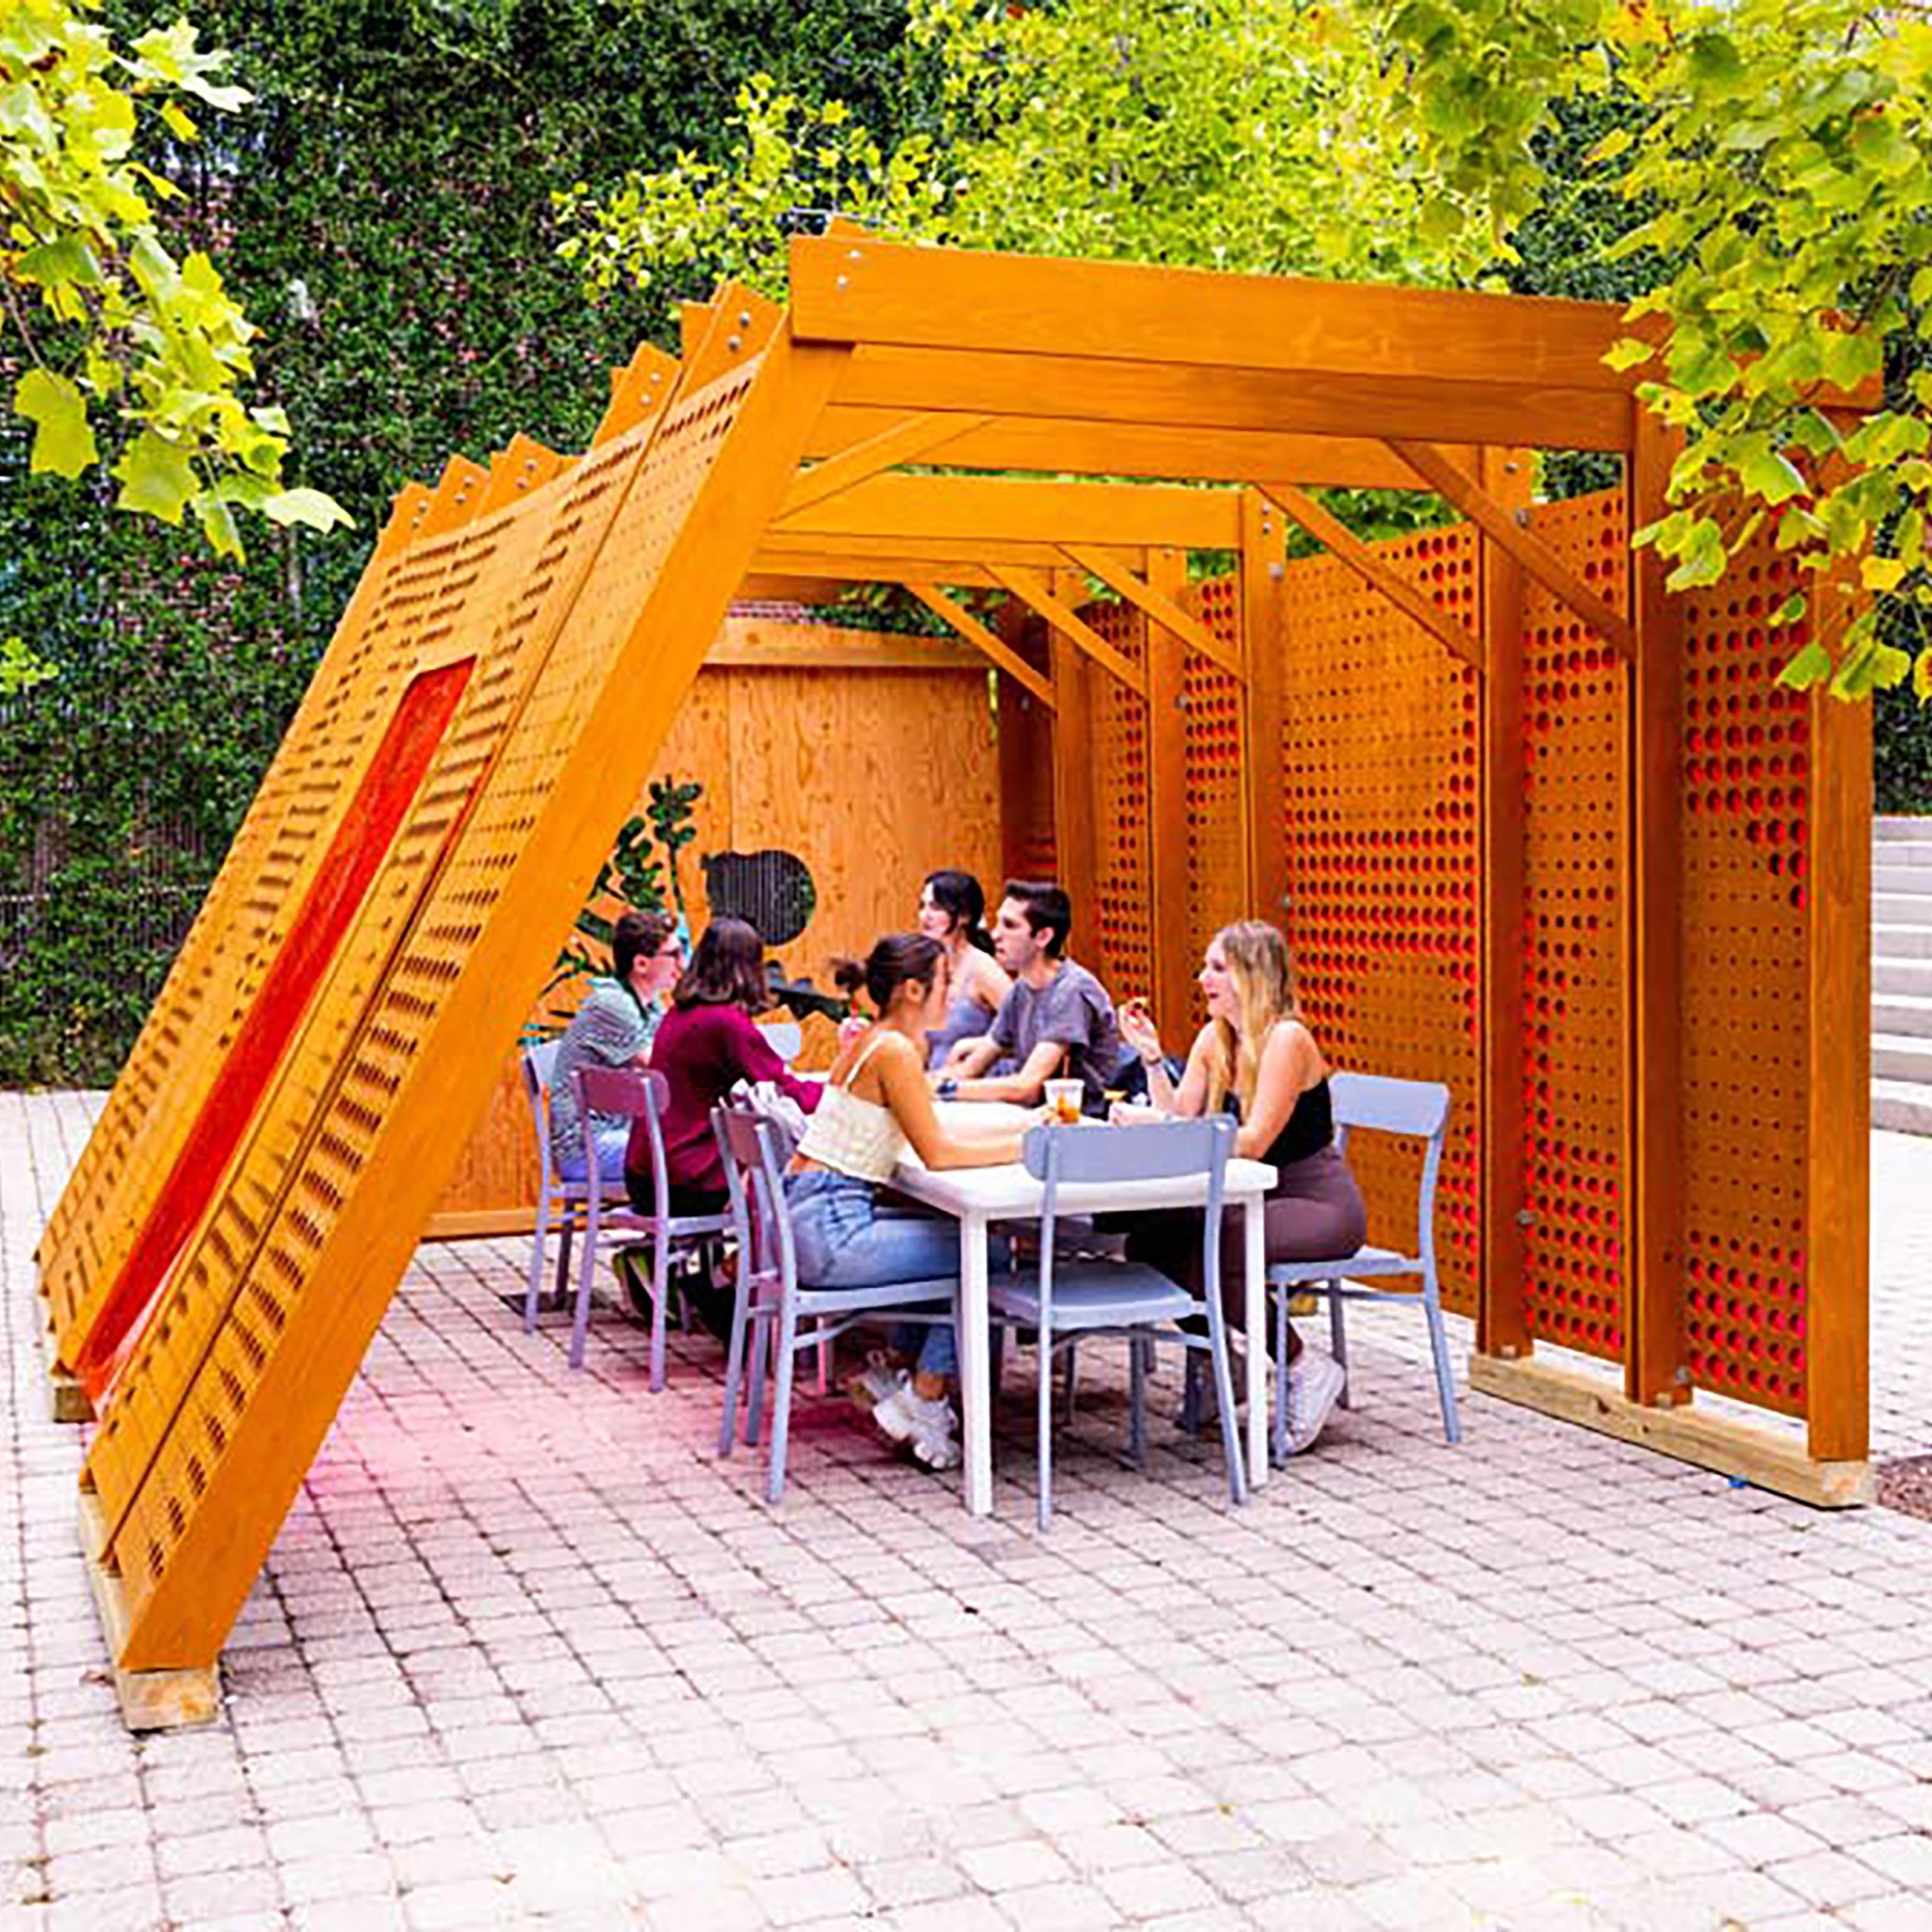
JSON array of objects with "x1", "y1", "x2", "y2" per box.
[{"x1": 1044, "y1": 1078, "x2": 1084, "y2": 1125}]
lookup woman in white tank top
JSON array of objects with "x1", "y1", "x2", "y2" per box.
[{"x1": 789, "y1": 934, "x2": 1024, "y2": 1471}]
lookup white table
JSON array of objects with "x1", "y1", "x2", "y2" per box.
[{"x1": 892, "y1": 1128, "x2": 1278, "y2": 1516}]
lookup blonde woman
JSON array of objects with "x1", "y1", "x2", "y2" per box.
[{"x1": 1116, "y1": 920, "x2": 1364, "y2": 1451}]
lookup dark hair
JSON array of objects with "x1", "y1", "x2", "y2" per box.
[
  {"x1": 1002, "y1": 880, "x2": 1072, "y2": 959},
  {"x1": 613, "y1": 910, "x2": 677, "y2": 984},
  {"x1": 834, "y1": 933, "x2": 946, "y2": 1012},
  {"x1": 673, "y1": 917, "x2": 769, "y2": 1013},
  {"x1": 923, "y1": 869, "x2": 995, "y2": 955}
]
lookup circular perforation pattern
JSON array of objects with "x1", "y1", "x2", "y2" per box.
[
  {"x1": 1183, "y1": 576, "x2": 1247, "y2": 978},
  {"x1": 1518, "y1": 495, "x2": 1629, "y2": 1359},
  {"x1": 1677, "y1": 543, "x2": 1810, "y2": 1413},
  {"x1": 1084, "y1": 600, "x2": 1155, "y2": 1001},
  {"x1": 1278, "y1": 528, "x2": 1482, "y2": 1314}
]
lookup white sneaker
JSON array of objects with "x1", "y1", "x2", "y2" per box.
[
  {"x1": 846, "y1": 1352, "x2": 905, "y2": 1414},
  {"x1": 1282, "y1": 1348, "x2": 1347, "y2": 1454},
  {"x1": 872, "y1": 1380, "x2": 958, "y2": 1469}
]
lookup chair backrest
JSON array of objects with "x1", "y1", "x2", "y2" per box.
[
  {"x1": 573, "y1": 1064, "x2": 671, "y2": 1199},
  {"x1": 521, "y1": 1041, "x2": 562, "y2": 1185},
  {"x1": 711, "y1": 1104, "x2": 795, "y2": 1294},
  {"x1": 1022, "y1": 1116, "x2": 1235, "y2": 1319},
  {"x1": 757, "y1": 1018, "x2": 803, "y2": 1065},
  {"x1": 1328, "y1": 1071, "x2": 1451, "y2": 1269}
]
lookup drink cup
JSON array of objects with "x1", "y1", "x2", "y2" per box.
[{"x1": 1044, "y1": 1078, "x2": 1084, "y2": 1125}]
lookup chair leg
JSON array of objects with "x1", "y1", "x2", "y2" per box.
[
  {"x1": 1208, "y1": 1325, "x2": 1247, "y2": 1507},
  {"x1": 1329, "y1": 1281, "x2": 1351, "y2": 1409},
  {"x1": 719, "y1": 1269, "x2": 753, "y2": 1459},
  {"x1": 990, "y1": 1323, "x2": 1006, "y2": 1398},
  {"x1": 1038, "y1": 1326, "x2": 1055, "y2": 1531},
  {"x1": 648, "y1": 1223, "x2": 671, "y2": 1394},
  {"x1": 553, "y1": 1200, "x2": 578, "y2": 1298},
  {"x1": 568, "y1": 1194, "x2": 599, "y2": 1371},
  {"x1": 816, "y1": 1330, "x2": 833, "y2": 1397},
  {"x1": 1273, "y1": 1286, "x2": 1292, "y2": 1462},
  {"x1": 1179, "y1": 1353, "x2": 1203, "y2": 1438},
  {"x1": 745, "y1": 1285, "x2": 770, "y2": 1447},
  {"x1": 524, "y1": 1196, "x2": 551, "y2": 1333},
  {"x1": 1128, "y1": 1331, "x2": 1146, "y2": 1468},
  {"x1": 767, "y1": 1297, "x2": 801, "y2": 1505},
  {"x1": 1424, "y1": 1274, "x2": 1462, "y2": 1444},
  {"x1": 1061, "y1": 1341, "x2": 1080, "y2": 1425}
]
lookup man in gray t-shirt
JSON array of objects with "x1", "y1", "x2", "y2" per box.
[{"x1": 935, "y1": 881, "x2": 1121, "y2": 1113}]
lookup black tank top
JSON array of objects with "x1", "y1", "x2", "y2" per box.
[{"x1": 1259, "y1": 1078, "x2": 1334, "y2": 1168}]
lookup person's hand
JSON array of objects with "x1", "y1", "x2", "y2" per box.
[{"x1": 1117, "y1": 996, "x2": 1161, "y2": 1061}]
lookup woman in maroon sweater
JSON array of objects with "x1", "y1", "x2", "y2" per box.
[{"x1": 630, "y1": 917, "x2": 821, "y2": 1220}]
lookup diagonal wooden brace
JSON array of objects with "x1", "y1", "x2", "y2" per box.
[
  {"x1": 1060, "y1": 543, "x2": 1242, "y2": 681},
  {"x1": 777, "y1": 412, "x2": 995, "y2": 522},
  {"x1": 1387, "y1": 439, "x2": 1635, "y2": 659},
  {"x1": 900, "y1": 580, "x2": 1056, "y2": 711},
  {"x1": 986, "y1": 564, "x2": 1148, "y2": 698}
]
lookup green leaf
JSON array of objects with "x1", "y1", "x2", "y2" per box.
[
  {"x1": 14, "y1": 234, "x2": 104, "y2": 289},
  {"x1": 1775, "y1": 641, "x2": 1831, "y2": 689},
  {"x1": 1604, "y1": 336, "x2": 1654, "y2": 373},
  {"x1": 1850, "y1": 113, "x2": 1915, "y2": 180},
  {"x1": 261, "y1": 487, "x2": 355, "y2": 533},
  {"x1": 191, "y1": 491, "x2": 244, "y2": 560},
  {"x1": 1736, "y1": 446, "x2": 1809, "y2": 507},
  {"x1": 13, "y1": 369, "x2": 99, "y2": 478},
  {"x1": 1768, "y1": 592, "x2": 1807, "y2": 629},
  {"x1": 111, "y1": 431, "x2": 198, "y2": 523}
]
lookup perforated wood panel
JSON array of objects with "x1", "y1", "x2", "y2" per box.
[
  {"x1": 1084, "y1": 599, "x2": 1155, "y2": 1002},
  {"x1": 1676, "y1": 528, "x2": 1813, "y2": 1415},
  {"x1": 80, "y1": 338, "x2": 815, "y2": 1666},
  {"x1": 1278, "y1": 528, "x2": 1482, "y2": 1315},
  {"x1": 1182, "y1": 576, "x2": 1248, "y2": 968},
  {"x1": 37, "y1": 536, "x2": 438, "y2": 1360},
  {"x1": 1516, "y1": 493, "x2": 1631, "y2": 1362}
]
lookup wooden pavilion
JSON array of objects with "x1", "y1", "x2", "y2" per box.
[{"x1": 32, "y1": 237, "x2": 1872, "y2": 1724}]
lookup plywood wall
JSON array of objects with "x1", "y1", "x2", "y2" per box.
[{"x1": 431, "y1": 622, "x2": 1001, "y2": 1229}]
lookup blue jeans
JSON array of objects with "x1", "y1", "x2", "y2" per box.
[
  {"x1": 786, "y1": 1170, "x2": 1004, "y2": 1380},
  {"x1": 557, "y1": 1125, "x2": 630, "y2": 1187}
]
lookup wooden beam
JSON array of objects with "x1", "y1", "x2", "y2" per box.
[
  {"x1": 835, "y1": 345, "x2": 1635, "y2": 454},
  {"x1": 1263, "y1": 485, "x2": 1484, "y2": 672},
  {"x1": 1805, "y1": 556, "x2": 1872, "y2": 1464},
  {"x1": 997, "y1": 598, "x2": 1057, "y2": 886},
  {"x1": 708, "y1": 618, "x2": 987, "y2": 675},
  {"x1": 988, "y1": 564, "x2": 1148, "y2": 699},
  {"x1": 408, "y1": 455, "x2": 490, "y2": 544},
  {"x1": 760, "y1": 529, "x2": 1113, "y2": 572},
  {"x1": 1062, "y1": 543, "x2": 1243, "y2": 681},
  {"x1": 592, "y1": 345, "x2": 679, "y2": 448},
  {"x1": 901, "y1": 581, "x2": 1057, "y2": 711},
  {"x1": 1469, "y1": 1353, "x2": 1872, "y2": 1508},
  {"x1": 1144, "y1": 548, "x2": 1196, "y2": 1043},
  {"x1": 1478, "y1": 450, "x2": 1532, "y2": 1364},
  {"x1": 1240, "y1": 492, "x2": 1288, "y2": 923},
  {"x1": 775, "y1": 473, "x2": 1242, "y2": 550},
  {"x1": 793, "y1": 237, "x2": 1643, "y2": 394},
  {"x1": 749, "y1": 550, "x2": 1003, "y2": 589},
  {"x1": 802, "y1": 408, "x2": 1469, "y2": 489},
  {"x1": 680, "y1": 288, "x2": 786, "y2": 396},
  {"x1": 476, "y1": 435, "x2": 570, "y2": 518},
  {"x1": 778, "y1": 412, "x2": 993, "y2": 519},
  {"x1": 1388, "y1": 439, "x2": 1637, "y2": 659}
]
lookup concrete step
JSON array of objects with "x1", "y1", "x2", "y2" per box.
[
  {"x1": 1876, "y1": 923, "x2": 1932, "y2": 960},
  {"x1": 1874, "y1": 991, "x2": 1932, "y2": 1038},
  {"x1": 1876, "y1": 815, "x2": 1932, "y2": 843},
  {"x1": 1873, "y1": 840, "x2": 1932, "y2": 870},
  {"x1": 1874, "y1": 1033, "x2": 1932, "y2": 1083},
  {"x1": 1874, "y1": 891, "x2": 1932, "y2": 927},
  {"x1": 1876, "y1": 956, "x2": 1932, "y2": 997},
  {"x1": 1875, "y1": 1078, "x2": 1932, "y2": 1136},
  {"x1": 1876, "y1": 863, "x2": 1932, "y2": 894}
]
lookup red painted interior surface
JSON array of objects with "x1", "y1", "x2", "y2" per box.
[{"x1": 76, "y1": 658, "x2": 476, "y2": 1406}]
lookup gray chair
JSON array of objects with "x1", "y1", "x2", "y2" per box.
[
  {"x1": 519, "y1": 1040, "x2": 609, "y2": 1331},
  {"x1": 1268, "y1": 1071, "x2": 1459, "y2": 1456},
  {"x1": 566, "y1": 1065, "x2": 733, "y2": 1387},
  {"x1": 711, "y1": 1107, "x2": 953, "y2": 1504},
  {"x1": 991, "y1": 1116, "x2": 1245, "y2": 1529}
]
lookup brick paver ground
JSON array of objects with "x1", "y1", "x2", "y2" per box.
[{"x1": 5, "y1": 1087, "x2": 1930, "y2": 1931}]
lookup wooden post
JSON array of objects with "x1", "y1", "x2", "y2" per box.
[
  {"x1": 996, "y1": 600, "x2": 1056, "y2": 887},
  {"x1": 1628, "y1": 407, "x2": 1688, "y2": 1409},
  {"x1": 1240, "y1": 491, "x2": 1289, "y2": 922},
  {"x1": 1806, "y1": 583, "x2": 1872, "y2": 1463},
  {"x1": 1145, "y1": 546, "x2": 1196, "y2": 1042},
  {"x1": 1049, "y1": 573, "x2": 1099, "y2": 923},
  {"x1": 1478, "y1": 448, "x2": 1532, "y2": 1361}
]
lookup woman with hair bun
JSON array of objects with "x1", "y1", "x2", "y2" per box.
[
  {"x1": 787, "y1": 933, "x2": 1023, "y2": 1472},
  {"x1": 1116, "y1": 919, "x2": 1364, "y2": 1452},
  {"x1": 915, "y1": 869, "x2": 1012, "y2": 1070}
]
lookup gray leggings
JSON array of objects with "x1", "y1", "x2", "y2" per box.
[{"x1": 1124, "y1": 1145, "x2": 1367, "y2": 1348}]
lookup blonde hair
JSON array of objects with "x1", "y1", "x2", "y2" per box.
[{"x1": 1201, "y1": 921, "x2": 1298, "y2": 1117}]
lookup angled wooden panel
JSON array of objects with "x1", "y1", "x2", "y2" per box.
[
  {"x1": 1278, "y1": 527, "x2": 1484, "y2": 1318},
  {"x1": 80, "y1": 328, "x2": 842, "y2": 1669}
]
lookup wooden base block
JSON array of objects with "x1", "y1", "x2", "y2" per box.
[
  {"x1": 77, "y1": 1490, "x2": 221, "y2": 1731},
  {"x1": 48, "y1": 1368, "x2": 93, "y2": 1425},
  {"x1": 1469, "y1": 1353, "x2": 1873, "y2": 1509},
  {"x1": 422, "y1": 1207, "x2": 535, "y2": 1241}
]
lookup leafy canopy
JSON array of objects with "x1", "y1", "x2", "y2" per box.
[
  {"x1": 1, "y1": 0, "x2": 349, "y2": 554},
  {"x1": 568, "y1": 0, "x2": 1932, "y2": 698}
]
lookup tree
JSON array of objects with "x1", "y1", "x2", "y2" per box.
[
  {"x1": 568, "y1": 0, "x2": 1932, "y2": 698},
  {"x1": 2, "y1": 0, "x2": 348, "y2": 553}
]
